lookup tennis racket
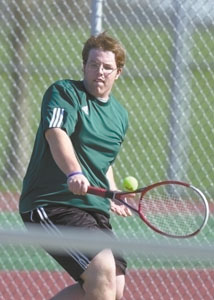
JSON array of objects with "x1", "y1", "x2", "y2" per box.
[{"x1": 87, "y1": 181, "x2": 209, "y2": 238}]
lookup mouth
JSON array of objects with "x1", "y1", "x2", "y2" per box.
[{"x1": 94, "y1": 79, "x2": 105, "y2": 86}]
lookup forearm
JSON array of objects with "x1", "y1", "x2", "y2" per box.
[
  {"x1": 107, "y1": 166, "x2": 132, "y2": 217},
  {"x1": 45, "y1": 128, "x2": 81, "y2": 176},
  {"x1": 106, "y1": 166, "x2": 118, "y2": 190}
]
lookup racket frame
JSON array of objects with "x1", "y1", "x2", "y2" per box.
[{"x1": 87, "y1": 181, "x2": 209, "y2": 238}]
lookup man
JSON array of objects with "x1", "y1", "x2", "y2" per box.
[{"x1": 19, "y1": 32, "x2": 131, "y2": 300}]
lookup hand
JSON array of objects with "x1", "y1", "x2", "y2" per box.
[
  {"x1": 110, "y1": 199, "x2": 132, "y2": 217},
  {"x1": 67, "y1": 173, "x2": 90, "y2": 195}
]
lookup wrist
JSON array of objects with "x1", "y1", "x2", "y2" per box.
[{"x1": 67, "y1": 171, "x2": 83, "y2": 180}]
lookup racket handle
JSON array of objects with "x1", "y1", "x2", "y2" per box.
[{"x1": 87, "y1": 186, "x2": 114, "y2": 198}]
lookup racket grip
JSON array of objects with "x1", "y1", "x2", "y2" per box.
[{"x1": 87, "y1": 186, "x2": 113, "y2": 198}]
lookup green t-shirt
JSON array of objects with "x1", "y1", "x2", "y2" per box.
[{"x1": 19, "y1": 80, "x2": 128, "y2": 216}]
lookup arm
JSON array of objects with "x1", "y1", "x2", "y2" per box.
[
  {"x1": 106, "y1": 166, "x2": 118, "y2": 190},
  {"x1": 106, "y1": 166, "x2": 132, "y2": 217},
  {"x1": 45, "y1": 127, "x2": 90, "y2": 194}
]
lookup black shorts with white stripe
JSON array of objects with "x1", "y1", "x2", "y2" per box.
[{"x1": 20, "y1": 205, "x2": 127, "y2": 283}]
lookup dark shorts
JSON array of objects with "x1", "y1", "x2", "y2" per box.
[{"x1": 20, "y1": 205, "x2": 127, "y2": 283}]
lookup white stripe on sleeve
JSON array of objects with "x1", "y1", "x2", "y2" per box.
[{"x1": 49, "y1": 108, "x2": 64, "y2": 128}]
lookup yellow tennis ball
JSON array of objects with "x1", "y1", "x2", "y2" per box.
[{"x1": 123, "y1": 176, "x2": 138, "y2": 191}]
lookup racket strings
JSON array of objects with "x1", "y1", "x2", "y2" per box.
[{"x1": 140, "y1": 186, "x2": 205, "y2": 236}]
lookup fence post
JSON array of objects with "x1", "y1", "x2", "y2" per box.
[
  {"x1": 91, "y1": 0, "x2": 103, "y2": 36},
  {"x1": 167, "y1": 0, "x2": 193, "y2": 180}
]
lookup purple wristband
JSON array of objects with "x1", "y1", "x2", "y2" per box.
[{"x1": 67, "y1": 171, "x2": 83, "y2": 179}]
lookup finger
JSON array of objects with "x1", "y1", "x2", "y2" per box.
[
  {"x1": 118, "y1": 205, "x2": 132, "y2": 217},
  {"x1": 110, "y1": 204, "x2": 123, "y2": 216},
  {"x1": 124, "y1": 207, "x2": 132, "y2": 216}
]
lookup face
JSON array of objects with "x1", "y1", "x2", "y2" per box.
[{"x1": 83, "y1": 48, "x2": 122, "y2": 99}]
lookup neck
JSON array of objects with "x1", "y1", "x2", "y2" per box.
[{"x1": 97, "y1": 97, "x2": 109, "y2": 103}]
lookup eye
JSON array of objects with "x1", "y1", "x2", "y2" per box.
[
  {"x1": 103, "y1": 65, "x2": 114, "y2": 71},
  {"x1": 89, "y1": 62, "x2": 99, "y2": 69}
]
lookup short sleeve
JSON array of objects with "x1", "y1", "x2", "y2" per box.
[{"x1": 41, "y1": 81, "x2": 80, "y2": 136}]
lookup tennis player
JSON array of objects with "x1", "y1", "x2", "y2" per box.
[{"x1": 19, "y1": 32, "x2": 131, "y2": 300}]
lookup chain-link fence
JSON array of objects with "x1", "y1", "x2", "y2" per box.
[{"x1": 0, "y1": 0, "x2": 214, "y2": 299}]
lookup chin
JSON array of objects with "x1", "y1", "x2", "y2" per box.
[{"x1": 93, "y1": 87, "x2": 105, "y2": 98}]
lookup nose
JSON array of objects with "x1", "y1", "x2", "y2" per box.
[{"x1": 97, "y1": 65, "x2": 104, "y2": 74}]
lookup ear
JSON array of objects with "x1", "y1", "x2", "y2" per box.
[{"x1": 115, "y1": 68, "x2": 122, "y2": 80}]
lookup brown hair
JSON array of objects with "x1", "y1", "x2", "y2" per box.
[{"x1": 82, "y1": 32, "x2": 126, "y2": 68}]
